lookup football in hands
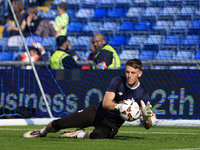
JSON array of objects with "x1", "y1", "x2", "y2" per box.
[{"x1": 119, "y1": 100, "x2": 141, "y2": 121}]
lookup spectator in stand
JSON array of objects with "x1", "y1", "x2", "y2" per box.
[
  {"x1": 50, "y1": 36, "x2": 79, "y2": 69},
  {"x1": 15, "y1": 42, "x2": 49, "y2": 69},
  {"x1": 3, "y1": 0, "x2": 26, "y2": 37},
  {"x1": 36, "y1": 2, "x2": 69, "y2": 38},
  {"x1": 92, "y1": 33, "x2": 121, "y2": 70},
  {"x1": 21, "y1": 7, "x2": 42, "y2": 37},
  {"x1": 81, "y1": 37, "x2": 97, "y2": 70},
  {"x1": 54, "y1": 2, "x2": 69, "y2": 37},
  {"x1": 35, "y1": 18, "x2": 56, "y2": 38}
]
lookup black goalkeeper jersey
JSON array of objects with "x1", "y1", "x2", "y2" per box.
[{"x1": 95, "y1": 76, "x2": 151, "y2": 129}]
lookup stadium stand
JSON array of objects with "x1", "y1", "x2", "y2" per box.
[
  {"x1": 0, "y1": 0, "x2": 199, "y2": 66},
  {"x1": 25, "y1": 35, "x2": 43, "y2": 47},
  {"x1": 143, "y1": 34, "x2": 165, "y2": 51},
  {"x1": 161, "y1": 34, "x2": 184, "y2": 50},
  {"x1": 173, "y1": 50, "x2": 195, "y2": 60},
  {"x1": 0, "y1": 52, "x2": 14, "y2": 60},
  {"x1": 155, "y1": 49, "x2": 176, "y2": 60},
  {"x1": 119, "y1": 49, "x2": 140, "y2": 60},
  {"x1": 124, "y1": 7, "x2": 144, "y2": 21},
  {"x1": 180, "y1": 35, "x2": 199, "y2": 50},
  {"x1": 125, "y1": 35, "x2": 147, "y2": 50},
  {"x1": 141, "y1": 6, "x2": 162, "y2": 21},
  {"x1": 42, "y1": 37, "x2": 56, "y2": 50},
  {"x1": 152, "y1": 20, "x2": 173, "y2": 35},
  {"x1": 159, "y1": 6, "x2": 181, "y2": 21},
  {"x1": 7, "y1": 35, "x2": 24, "y2": 51}
]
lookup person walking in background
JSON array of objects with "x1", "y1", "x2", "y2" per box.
[
  {"x1": 50, "y1": 36, "x2": 79, "y2": 69},
  {"x1": 92, "y1": 33, "x2": 121, "y2": 70},
  {"x1": 54, "y1": 2, "x2": 69, "y2": 37}
]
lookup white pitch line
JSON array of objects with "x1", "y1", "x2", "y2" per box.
[
  {"x1": 161, "y1": 148, "x2": 200, "y2": 150},
  {"x1": 119, "y1": 131, "x2": 200, "y2": 135},
  {"x1": 0, "y1": 128, "x2": 199, "y2": 135}
]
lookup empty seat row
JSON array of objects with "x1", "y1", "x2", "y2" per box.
[
  {"x1": 119, "y1": 49, "x2": 200, "y2": 61},
  {"x1": 42, "y1": 5, "x2": 199, "y2": 21}
]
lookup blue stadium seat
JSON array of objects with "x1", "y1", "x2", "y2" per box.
[
  {"x1": 159, "y1": 6, "x2": 180, "y2": 20},
  {"x1": 141, "y1": 7, "x2": 161, "y2": 20},
  {"x1": 73, "y1": 36, "x2": 92, "y2": 50},
  {"x1": 195, "y1": 50, "x2": 200, "y2": 59},
  {"x1": 153, "y1": 20, "x2": 173, "y2": 34},
  {"x1": 172, "y1": 50, "x2": 195, "y2": 60},
  {"x1": 25, "y1": 35, "x2": 43, "y2": 47},
  {"x1": 98, "y1": 0, "x2": 116, "y2": 5},
  {"x1": 134, "y1": 0, "x2": 150, "y2": 6},
  {"x1": 139, "y1": 50, "x2": 157, "y2": 60},
  {"x1": 177, "y1": 6, "x2": 196, "y2": 19},
  {"x1": 116, "y1": 0, "x2": 133, "y2": 5},
  {"x1": 99, "y1": 21, "x2": 119, "y2": 34},
  {"x1": 107, "y1": 8, "x2": 127, "y2": 18},
  {"x1": 42, "y1": 37, "x2": 56, "y2": 50},
  {"x1": 180, "y1": 35, "x2": 199, "y2": 50},
  {"x1": 119, "y1": 21, "x2": 136, "y2": 31},
  {"x1": 125, "y1": 7, "x2": 144, "y2": 21},
  {"x1": 170, "y1": 20, "x2": 191, "y2": 34},
  {"x1": 189, "y1": 20, "x2": 200, "y2": 34},
  {"x1": 67, "y1": 0, "x2": 82, "y2": 5},
  {"x1": 67, "y1": 9, "x2": 77, "y2": 18},
  {"x1": 0, "y1": 38, "x2": 8, "y2": 51},
  {"x1": 67, "y1": 36, "x2": 77, "y2": 47},
  {"x1": 92, "y1": 8, "x2": 108, "y2": 19},
  {"x1": 37, "y1": 9, "x2": 45, "y2": 18},
  {"x1": 44, "y1": 9, "x2": 57, "y2": 20},
  {"x1": 67, "y1": 22, "x2": 85, "y2": 35},
  {"x1": 83, "y1": 0, "x2": 97, "y2": 5},
  {"x1": 126, "y1": 35, "x2": 147, "y2": 50},
  {"x1": 134, "y1": 21, "x2": 154, "y2": 34},
  {"x1": 150, "y1": 0, "x2": 166, "y2": 6},
  {"x1": 109, "y1": 35, "x2": 129, "y2": 46},
  {"x1": 143, "y1": 35, "x2": 165, "y2": 51},
  {"x1": 155, "y1": 50, "x2": 176, "y2": 60},
  {"x1": 7, "y1": 35, "x2": 24, "y2": 51},
  {"x1": 53, "y1": 0, "x2": 67, "y2": 5},
  {"x1": 162, "y1": 35, "x2": 184, "y2": 50},
  {"x1": 119, "y1": 50, "x2": 140, "y2": 60},
  {"x1": 75, "y1": 8, "x2": 95, "y2": 19},
  {"x1": 83, "y1": 22, "x2": 102, "y2": 34},
  {"x1": 0, "y1": 52, "x2": 14, "y2": 60}
]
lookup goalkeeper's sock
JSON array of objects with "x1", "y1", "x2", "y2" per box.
[
  {"x1": 40, "y1": 127, "x2": 48, "y2": 136},
  {"x1": 77, "y1": 132, "x2": 85, "y2": 138}
]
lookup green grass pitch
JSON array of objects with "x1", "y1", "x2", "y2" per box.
[{"x1": 0, "y1": 125, "x2": 200, "y2": 150}]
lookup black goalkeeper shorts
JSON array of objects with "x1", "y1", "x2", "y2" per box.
[{"x1": 52, "y1": 105, "x2": 118, "y2": 139}]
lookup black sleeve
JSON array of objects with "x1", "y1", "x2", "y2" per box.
[
  {"x1": 41, "y1": 53, "x2": 49, "y2": 61},
  {"x1": 95, "y1": 50, "x2": 113, "y2": 66},
  {"x1": 62, "y1": 56, "x2": 80, "y2": 69}
]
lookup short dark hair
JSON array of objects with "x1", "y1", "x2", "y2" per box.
[
  {"x1": 57, "y1": 2, "x2": 68, "y2": 11},
  {"x1": 56, "y1": 36, "x2": 68, "y2": 47},
  {"x1": 125, "y1": 59, "x2": 143, "y2": 70},
  {"x1": 29, "y1": 46, "x2": 40, "y2": 54}
]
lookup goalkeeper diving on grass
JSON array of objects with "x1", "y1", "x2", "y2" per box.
[{"x1": 23, "y1": 59, "x2": 155, "y2": 139}]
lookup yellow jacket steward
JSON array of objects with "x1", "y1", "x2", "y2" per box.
[
  {"x1": 93, "y1": 44, "x2": 121, "y2": 69},
  {"x1": 50, "y1": 50, "x2": 70, "y2": 69}
]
